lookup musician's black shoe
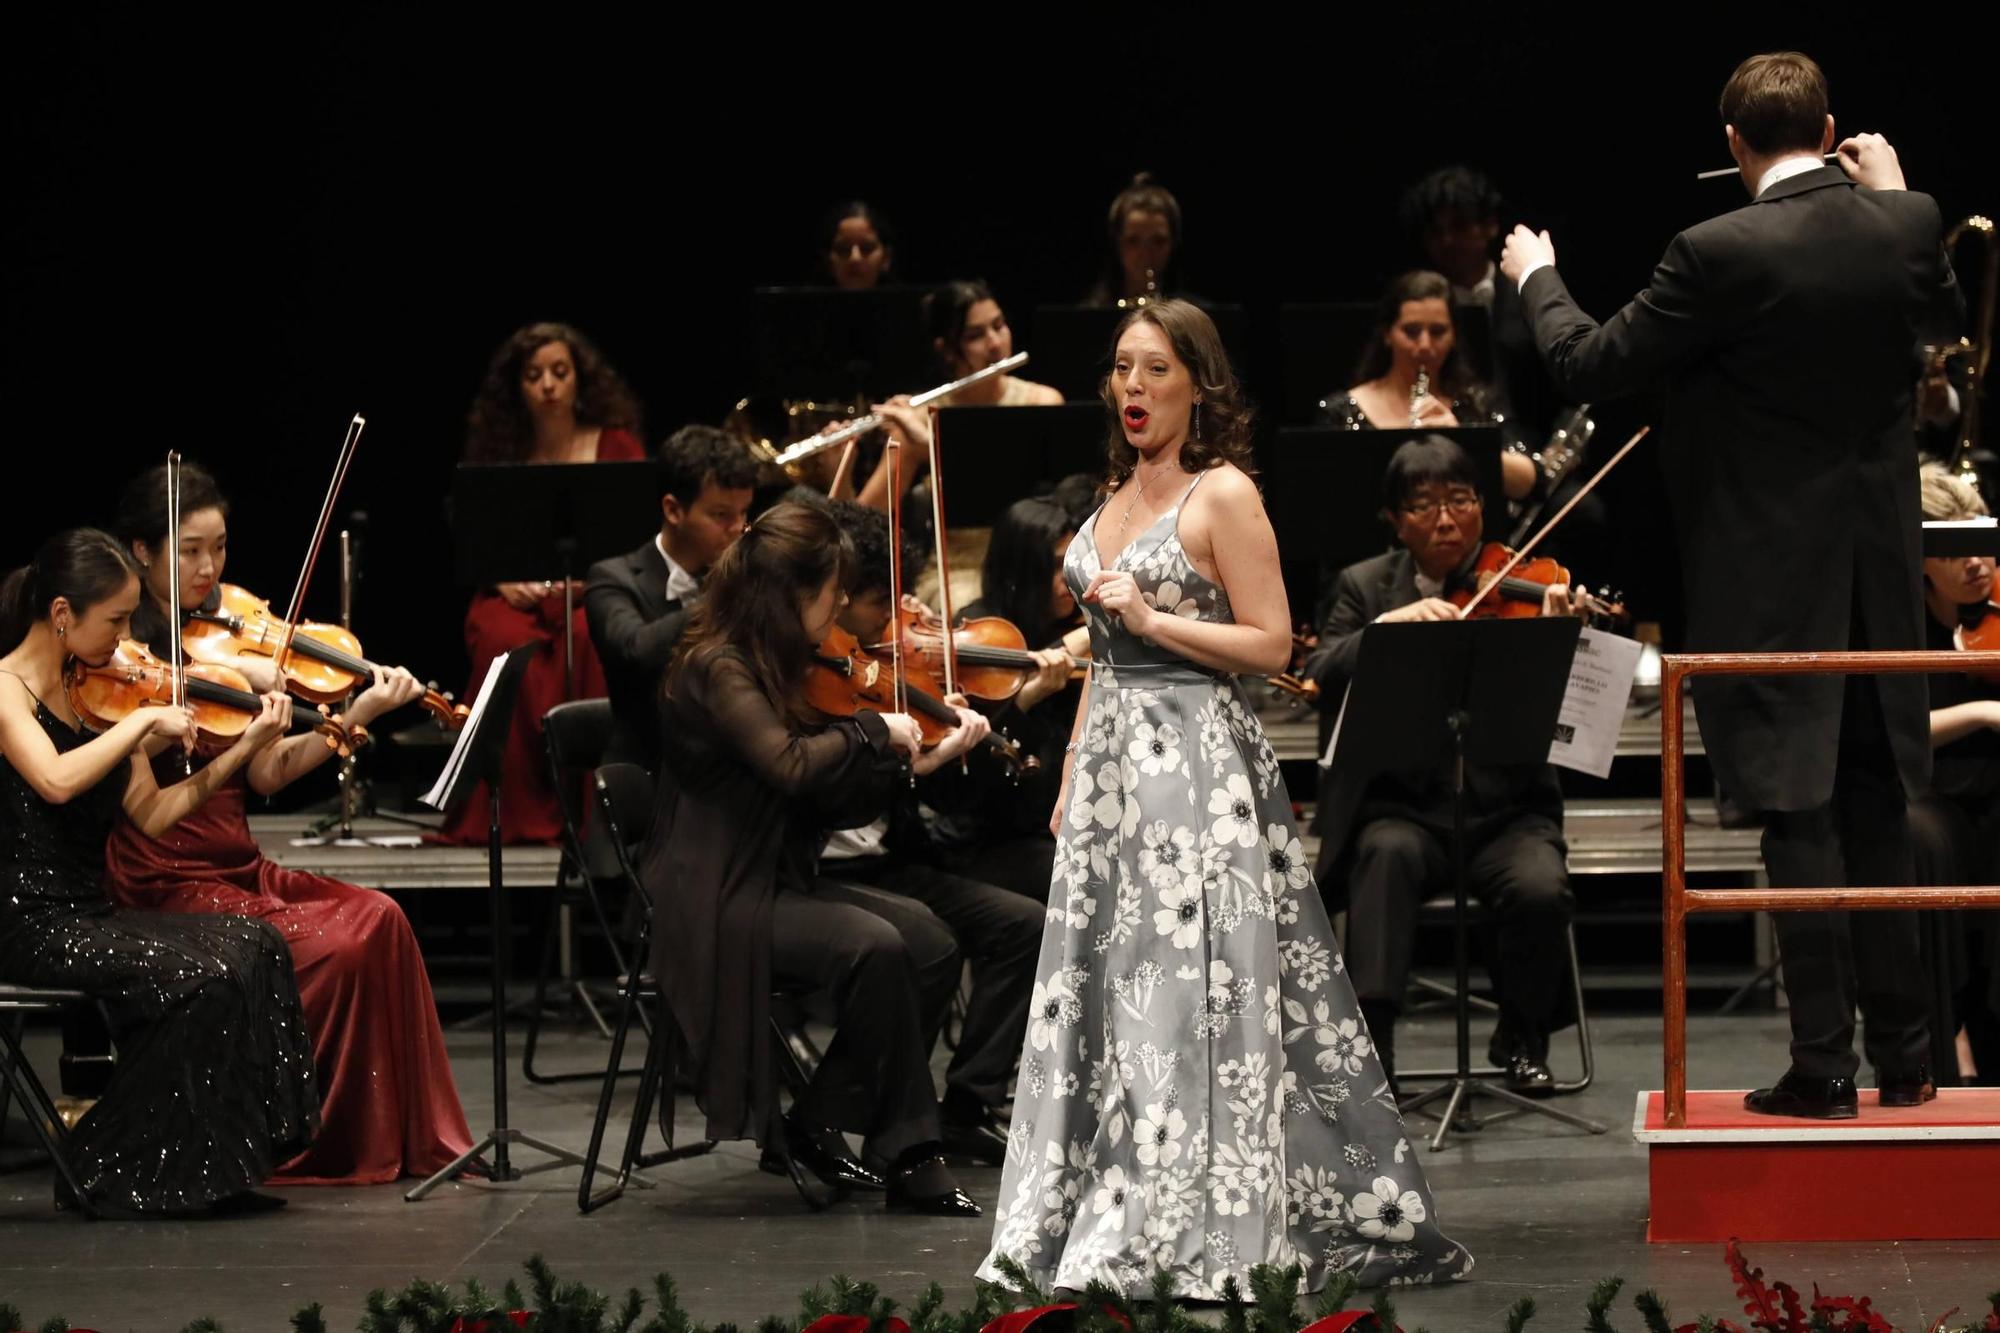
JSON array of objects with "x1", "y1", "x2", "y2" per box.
[
  {"x1": 760, "y1": 1115, "x2": 885, "y2": 1192},
  {"x1": 939, "y1": 1105, "x2": 1010, "y2": 1166},
  {"x1": 1877, "y1": 1068, "x2": 1938, "y2": 1107},
  {"x1": 208, "y1": 1190, "x2": 290, "y2": 1216},
  {"x1": 884, "y1": 1149, "x2": 980, "y2": 1218},
  {"x1": 1743, "y1": 1072, "x2": 1858, "y2": 1119},
  {"x1": 1503, "y1": 1054, "x2": 1556, "y2": 1098}
]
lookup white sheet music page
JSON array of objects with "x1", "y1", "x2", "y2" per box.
[
  {"x1": 420, "y1": 648, "x2": 516, "y2": 810},
  {"x1": 1547, "y1": 627, "x2": 1641, "y2": 778}
]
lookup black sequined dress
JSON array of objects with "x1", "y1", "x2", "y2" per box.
[{"x1": 0, "y1": 701, "x2": 319, "y2": 1213}]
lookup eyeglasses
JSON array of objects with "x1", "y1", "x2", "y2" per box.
[{"x1": 1400, "y1": 493, "x2": 1482, "y2": 521}]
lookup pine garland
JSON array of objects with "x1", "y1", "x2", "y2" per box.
[{"x1": 3, "y1": 1248, "x2": 1997, "y2": 1333}]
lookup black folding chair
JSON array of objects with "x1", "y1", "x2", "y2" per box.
[
  {"x1": 577, "y1": 764, "x2": 834, "y2": 1214},
  {"x1": 524, "y1": 698, "x2": 636, "y2": 1083},
  {"x1": 0, "y1": 983, "x2": 97, "y2": 1218}
]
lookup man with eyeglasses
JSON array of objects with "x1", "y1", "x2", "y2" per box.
[{"x1": 1302, "y1": 435, "x2": 1578, "y2": 1098}]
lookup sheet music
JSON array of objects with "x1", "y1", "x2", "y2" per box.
[
  {"x1": 419, "y1": 648, "x2": 515, "y2": 810},
  {"x1": 1547, "y1": 627, "x2": 1642, "y2": 778}
]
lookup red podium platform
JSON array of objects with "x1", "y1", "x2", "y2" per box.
[{"x1": 1633, "y1": 1089, "x2": 2000, "y2": 1242}]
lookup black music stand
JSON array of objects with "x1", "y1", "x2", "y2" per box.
[
  {"x1": 748, "y1": 287, "x2": 932, "y2": 402},
  {"x1": 450, "y1": 462, "x2": 662, "y2": 699},
  {"x1": 933, "y1": 404, "x2": 1105, "y2": 524},
  {"x1": 406, "y1": 646, "x2": 586, "y2": 1200},
  {"x1": 1328, "y1": 616, "x2": 1606, "y2": 1149}
]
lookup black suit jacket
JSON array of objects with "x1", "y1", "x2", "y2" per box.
[
  {"x1": 1303, "y1": 548, "x2": 1564, "y2": 887},
  {"x1": 585, "y1": 539, "x2": 694, "y2": 771},
  {"x1": 1520, "y1": 166, "x2": 1959, "y2": 810}
]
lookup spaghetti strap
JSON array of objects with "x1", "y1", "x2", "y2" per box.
[
  {"x1": 0, "y1": 667, "x2": 46, "y2": 709},
  {"x1": 1178, "y1": 470, "x2": 1209, "y2": 506}
]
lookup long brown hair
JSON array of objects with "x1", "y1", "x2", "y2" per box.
[
  {"x1": 1097, "y1": 298, "x2": 1255, "y2": 490},
  {"x1": 665, "y1": 502, "x2": 853, "y2": 728},
  {"x1": 1351, "y1": 270, "x2": 1473, "y2": 396},
  {"x1": 463, "y1": 322, "x2": 644, "y2": 463}
]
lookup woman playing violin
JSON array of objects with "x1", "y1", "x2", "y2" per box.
[
  {"x1": 100, "y1": 461, "x2": 474, "y2": 1185},
  {"x1": 0, "y1": 529, "x2": 320, "y2": 1215},
  {"x1": 444, "y1": 321, "x2": 647, "y2": 844},
  {"x1": 1910, "y1": 461, "x2": 2000, "y2": 1087},
  {"x1": 641, "y1": 500, "x2": 986, "y2": 1216}
]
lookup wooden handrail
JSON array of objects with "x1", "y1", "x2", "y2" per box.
[{"x1": 1660, "y1": 649, "x2": 2000, "y2": 1127}]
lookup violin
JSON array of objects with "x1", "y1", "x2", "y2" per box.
[
  {"x1": 182, "y1": 583, "x2": 468, "y2": 728},
  {"x1": 67, "y1": 639, "x2": 364, "y2": 757},
  {"x1": 869, "y1": 605, "x2": 1087, "y2": 703},
  {"x1": 1447, "y1": 542, "x2": 1627, "y2": 627},
  {"x1": 1952, "y1": 602, "x2": 2000, "y2": 680},
  {"x1": 805, "y1": 624, "x2": 1038, "y2": 776}
]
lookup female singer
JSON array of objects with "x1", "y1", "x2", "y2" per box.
[
  {"x1": 822, "y1": 200, "x2": 896, "y2": 290},
  {"x1": 1911, "y1": 462, "x2": 2000, "y2": 1086},
  {"x1": 641, "y1": 497, "x2": 990, "y2": 1216},
  {"x1": 101, "y1": 461, "x2": 475, "y2": 1183},
  {"x1": 1084, "y1": 173, "x2": 1185, "y2": 308},
  {"x1": 0, "y1": 529, "x2": 319, "y2": 1216},
  {"x1": 444, "y1": 321, "x2": 646, "y2": 844},
  {"x1": 977, "y1": 300, "x2": 1470, "y2": 1294},
  {"x1": 934, "y1": 496, "x2": 1083, "y2": 896},
  {"x1": 922, "y1": 282, "x2": 1064, "y2": 407}
]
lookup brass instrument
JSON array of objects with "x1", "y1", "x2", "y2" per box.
[
  {"x1": 768, "y1": 352, "x2": 1030, "y2": 471},
  {"x1": 725, "y1": 395, "x2": 864, "y2": 488},
  {"x1": 1935, "y1": 215, "x2": 1994, "y2": 489}
]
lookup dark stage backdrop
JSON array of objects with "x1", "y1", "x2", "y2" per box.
[{"x1": 5, "y1": 13, "x2": 1988, "y2": 694}]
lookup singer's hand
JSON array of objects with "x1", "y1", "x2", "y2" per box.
[{"x1": 1500, "y1": 226, "x2": 1556, "y2": 287}]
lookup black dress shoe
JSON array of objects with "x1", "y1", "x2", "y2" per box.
[
  {"x1": 761, "y1": 1116, "x2": 885, "y2": 1192},
  {"x1": 1503, "y1": 1054, "x2": 1556, "y2": 1098},
  {"x1": 1878, "y1": 1069, "x2": 1938, "y2": 1107},
  {"x1": 208, "y1": 1190, "x2": 289, "y2": 1217},
  {"x1": 884, "y1": 1153, "x2": 980, "y2": 1218},
  {"x1": 939, "y1": 1108, "x2": 1009, "y2": 1166},
  {"x1": 1743, "y1": 1072, "x2": 1858, "y2": 1119}
]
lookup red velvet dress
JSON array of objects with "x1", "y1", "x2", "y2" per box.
[
  {"x1": 437, "y1": 427, "x2": 646, "y2": 844},
  {"x1": 103, "y1": 765, "x2": 473, "y2": 1184}
]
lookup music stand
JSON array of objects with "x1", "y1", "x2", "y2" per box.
[
  {"x1": 748, "y1": 287, "x2": 932, "y2": 402},
  {"x1": 404, "y1": 647, "x2": 586, "y2": 1200},
  {"x1": 934, "y1": 404, "x2": 1106, "y2": 525},
  {"x1": 450, "y1": 462, "x2": 662, "y2": 699},
  {"x1": 1274, "y1": 301, "x2": 1376, "y2": 424},
  {"x1": 1328, "y1": 617, "x2": 1606, "y2": 1149}
]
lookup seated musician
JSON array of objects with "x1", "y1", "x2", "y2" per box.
[
  {"x1": 1318, "y1": 271, "x2": 1538, "y2": 504},
  {"x1": 585, "y1": 425, "x2": 756, "y2": 770},
  {"x1": 932, "y1": 495, "x2": 1085, "y2": 897},
  {"x1": 821, "y1": 200, "x2": 896, "y2": 290},
  {"x1": 1304, "y1": 434, "x2": 1577, "y2": 1096},
  {"x1": 1083, "y1": 173, "x2": 1187, "y2": 308},
  {"x1": 640, "y1": 500, "x2": 986, "y2": 1216},
  {"x1": 918, "y1": 281, "x2": 1064, "y2": 407},
  {"x1": 440, "y1": 321, "x2": 646, "y2": 845},
  {"x1": 1910, "y1": 461, "x2": 2000, "y2": 1086},
  {"x1": 819, "y1": 496, "x2": 1042, "y2": 1164}
]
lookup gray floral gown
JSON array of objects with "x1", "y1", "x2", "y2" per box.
[{"x1": 977, "y1": 471, "x2": 1472, "y2": 1296}]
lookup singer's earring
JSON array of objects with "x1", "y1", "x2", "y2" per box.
[{"x1": 1193, "y1": 403, "x2": 1203, "y2": 441}]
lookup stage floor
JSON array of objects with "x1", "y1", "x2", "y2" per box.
[{"x1": 3, "y1": 1012, "x2": 1995, "y2": 1329}]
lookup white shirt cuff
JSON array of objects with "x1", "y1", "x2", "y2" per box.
[{"x1": 1516, "y1": 259, "x2": 1553, "y2": 290}]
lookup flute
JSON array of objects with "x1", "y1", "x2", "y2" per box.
[{"x1": 770, "y1": 352, "x2": 1030, "y2": 469}]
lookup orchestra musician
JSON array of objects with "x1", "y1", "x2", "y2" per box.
[
  {"x1": 821, "y1": 200, "x2": 896, "y2": 291},
  {"x1": 1305, "y1": 435, "x2": 1580, "y2": 1098},
  {"x1": 442, "y1": 321, "x2": 647, "y2": 845}
]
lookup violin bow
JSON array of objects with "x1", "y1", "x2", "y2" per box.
[
  {"x1": 884, "y1": 435, "x2": 908, "y2": 718},
  {"x1": 1456, "y1": 425, "x2": 1650, "y2": 619},
  {"x1": 274, "y1": 415, "x2": 366, "y2": 682},
  {"x1": 926, "y1": 405, "x2": 959, "y2": 698},
  {"x1": 166, "y1": 451, "x2": 191, "y2": 771}
]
